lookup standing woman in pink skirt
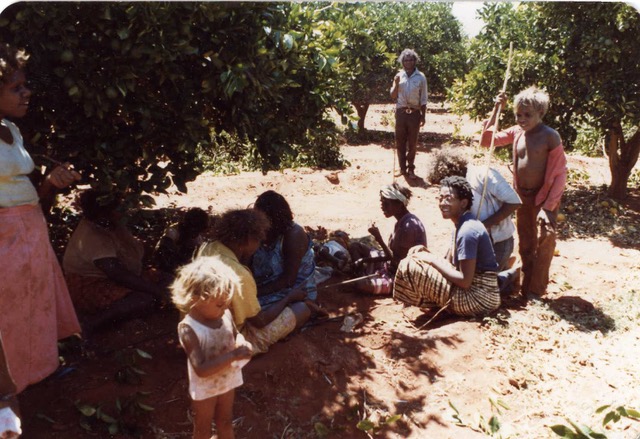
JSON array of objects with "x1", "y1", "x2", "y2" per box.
[{"x1": 0, "y1": 43, "x2": 81, "y2": 394}]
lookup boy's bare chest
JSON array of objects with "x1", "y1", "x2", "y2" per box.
[{"x1": 515, "y1": 132, "x2": 548, "y2": 162}]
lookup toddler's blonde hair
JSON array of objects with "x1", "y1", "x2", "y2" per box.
[
  {"x1": 171, "y1": 256, "x2": 239, "y2": 314},
  {"x1": 513, "y1": 86, "x2": 550, "y2": 116}
]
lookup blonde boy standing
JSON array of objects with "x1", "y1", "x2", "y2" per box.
[{"x1": 480, "y1": 86, "x2": 567, "y2": 299}]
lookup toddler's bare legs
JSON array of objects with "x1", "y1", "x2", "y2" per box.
[
  {"x1": 192, "y1": 396, "x2": 216, "y2": 439},
  {"x1": 214, "y1": 389, "x2": 235, "y2": 439}
]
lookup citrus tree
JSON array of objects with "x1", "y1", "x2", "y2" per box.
[
  {"x1": 0, "y1": 2, "x2": 352, "y2": 203},
  {"x1": 321, "y1": 2, "x2": 468, "y2": 132},
  {"x1": 537, "y1": 2, "x2": 640, "y2": 199},
  {"x1": 375, "y1": 2, "x2": 468, "y2": 97},
  {"x1": 450, "y1": 2, "x2": 640, "y2": 199},
  {"x1": 317, "y1": 3, "x2": 394, "y2": 132}
]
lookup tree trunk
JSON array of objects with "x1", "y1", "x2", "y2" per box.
[
  {"x1": 607, "y1": 121, "x2": 640, "y2": 200},
  {"x1": 354, "y1": 103, "x2": 369, "y2": 133}
]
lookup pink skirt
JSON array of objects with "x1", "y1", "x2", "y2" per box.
[{"x1": 0, "y1": 204, "x2": 81, "y2": 392}]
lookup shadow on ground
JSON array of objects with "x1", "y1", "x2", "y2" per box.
[
  {"x1": 558, "y1": 186, "x2": 640, "y2": 250},
  {"x1": 545, "y1": 295, "x2": 616, "y2": 334}
]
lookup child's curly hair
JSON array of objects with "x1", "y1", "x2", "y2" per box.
[
  {"x1": 425, "y1": 147, "x2": 468, "y2": 184},
  {"x1": 213, "y1": 208, "x2": 270, "y2": 247},
  {"x1": 440, "y1": 175, "x2": 473, "y2": 209},
  {"x1": 171, "y1": 256, "x2": 239, "y2": 314},
  {"x1": 0, "y1": 44, "x2": 29, "y2": 83}
]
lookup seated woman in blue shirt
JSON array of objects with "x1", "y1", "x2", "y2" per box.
[{"x1": 393, "y1": 176, "x2": 501, "y2": 316}]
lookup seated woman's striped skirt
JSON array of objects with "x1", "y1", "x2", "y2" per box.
[{"x1": 393, "y1": 253, "x2": 500, "y2": 316}]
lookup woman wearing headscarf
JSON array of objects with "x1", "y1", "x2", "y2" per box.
[{"x1": 349, "y1": 183, "x2": 427, "y2": 294}]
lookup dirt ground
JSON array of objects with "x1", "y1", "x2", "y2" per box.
[{"x1": 19, "y1": 103, "x2": 640, "y2": 439}]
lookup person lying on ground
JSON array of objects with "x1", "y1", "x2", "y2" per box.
[
  {"x1": 394, "y1": 176, "x2": 502, "y2": 316},
  {"x1": 349, "y1": 183, "x2": 427, "y2": 295},
  {"x1": 63, "y1": 189, "x2": 170, "y2": 333},
  {"x1": 251, "y1": 190, "x2": 317, "y2": 306},
  {"x1": 480, "y1": 86, "x2": 566, "y2": 300},
  {"x1": 314, "y1": 230, "x2": 351, "y2": 272},
  {"x1": 154, "y1": 207, "x2": 210, "y2": 275},
  {"x1": 197, "y1": 208, "x2": 313, "y2": 355}
]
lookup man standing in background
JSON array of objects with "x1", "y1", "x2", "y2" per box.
[{"x1": 390, "y1": 49, "x2": 428, "y2": 180}]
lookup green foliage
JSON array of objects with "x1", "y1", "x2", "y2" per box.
[
  {"x1": 492, "y1": 145, "x2": 512, "y2": 164},
  {"x1": 373, "y1": 3, "x2": 468, "y2": 96},
  {"x1": 75, "y1": 347, "x2": 154, "y2": 436},
  {"x1": 320, "y1": 2, "x2": 469, "y2": 104},
  {"x1": 573, "y1": 116, "x2": 605, "y2": 157},
  {"x1": 76, "y1": 401, "x2": 117, "y2": 434},
  {"x1": 629, "y1": 169, "x2": 640, "y2": 188},
  {"x1": 449, "y1": 3, "x2": 545, "y2": 127},
  {"x1": 0, "y1": 2, "x2": 470, "y2": 199},
  {"x1": 312, "y1": 3, "x2": 468, "y2": 131},
  {"x1": 313, "y1": 421, "x2": 330, "y2": 438},
  {"x1": 550, "y1": 404, "x2": 640, "y2": 438},
  {"x1": 449, "y1": 2, "x2": 640, "y2": 197},
  {"x1": 0, "y1": 2, "x2": 352, "y2": 203},
  {"x1": 76, "y1": 392, "x2": 153, "y2": 437},
  {"x1": 114, "y1": 348, "x2": 152, "y2": 385},
  {"x1": 198, "y1": 129, "x2": 260, "y2": 175},
  {"x1": 321, "y1": 3, "x2": 395, "y2": 106},
  {"x1": 449, "y1": 397, "x2": 510, "y2": 437},
  {"x1": 597, "y1": 404, "x2": 640, "y2": 426},
  {"x1": 566, "y1": 168, "x2": 591, "y2": 187},
  {"x1": 355, "y1": 414, "x2": 401, "y2": 432}
]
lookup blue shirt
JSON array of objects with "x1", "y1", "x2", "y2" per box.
[{"x1": 454, "y1": 212, "x2": 498, "y2": 272}]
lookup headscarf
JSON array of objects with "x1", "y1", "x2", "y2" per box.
[{"x1": 380, "y1": 184, "x2": 408, "y2": 206}]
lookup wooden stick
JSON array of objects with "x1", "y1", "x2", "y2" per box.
[
  {"x1": 32, "y1": 153, "x2": 65, "y2": 167},
  {"x1": 415, "y1": 298, "x2": 452, "y2": 331},
  {"x1": 476, "y1": 42, "x2": 514, "y2": 218},
  {"x1": 317, "y1": 273, "x2": 380, "y2": 291},
  {"x1": 393, "y1": 127, "x2": 397, "y2": 182}
]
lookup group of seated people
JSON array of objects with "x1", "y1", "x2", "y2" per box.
[
  {"x1": 1, "y1": 165, "x2": 523, "y2": 437},
  {"x1": 62, "y1": 155, "x2": 522, "y2": 348},
  {"x1": 61, "y1": 189, "x2": 322, "y2": 354},
  {"x1": 316, "y1": 155, "x2": 521, "y2": 317}
]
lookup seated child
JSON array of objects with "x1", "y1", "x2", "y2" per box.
[
  {"x1": 171, "y1": 256, "x2": 253, "y2": 439},
  {"x1": 154, "y1": 207, "x2": 210, "y2": 274}
]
